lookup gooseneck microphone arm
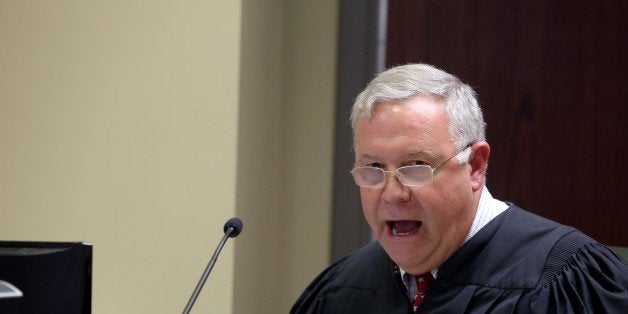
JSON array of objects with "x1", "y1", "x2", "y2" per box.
[{"x1": 183, "y1": 217, "x2": 243, "y2": 314}]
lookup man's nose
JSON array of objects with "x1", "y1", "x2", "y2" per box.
[{"x1": 381, "y1": 171, "x2": 411, "y2": 204}]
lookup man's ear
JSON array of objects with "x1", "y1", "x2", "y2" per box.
[{"x1": 468, "y1": 141, "x2": 490, "y2": 191}]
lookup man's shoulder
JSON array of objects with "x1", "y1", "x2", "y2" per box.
[
  {"x1": 440, "y1": 205, "x2": 595, "y2": 287},
  {"x1": 293, "y1": 240, "x2": 394, "y2": 299},
  {"x1": 325, "y1": 240, "x2": 394, "y2": 288},
  {"x1": 428, "y1": 205, "x2": 628, "y2": 313},
  {"x1": 290, "y1": 241, "x2": 404, "y2": 313},
  {"x1": 495, "y1": 205, "x2": 582, "y2": 247}
]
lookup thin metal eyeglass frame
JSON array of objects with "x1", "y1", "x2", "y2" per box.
[{"x1": 350, "y1": 143, "x2": 473, "y2": 188}]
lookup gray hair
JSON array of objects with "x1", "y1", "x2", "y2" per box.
[{"x1": 350, "y1": 63, "x2": 486, "y2": 162}]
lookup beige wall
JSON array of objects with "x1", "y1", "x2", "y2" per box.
[
  {"x1": 236, "y1": 1, "x2": 337, "y2": 312},
  {"x1": 0, "y1": 1, "x2": 336, "y2": 313}
]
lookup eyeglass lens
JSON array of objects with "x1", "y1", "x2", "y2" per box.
[{"x1": 352, "y1": 165, "x2": 433, "y2": 187}]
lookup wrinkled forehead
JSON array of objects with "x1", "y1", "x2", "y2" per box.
[
  {"x1": 353, "y1": 97, "x2": 452, "y2": 156},
  {"x1": 353, "y1": 95, "x2": 448, "y2": 141}
]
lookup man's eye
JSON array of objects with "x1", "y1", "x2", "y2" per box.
[
  {"x1": 367, "y1": 163, "x2": 384, "y2": 168},
  {"x1": 409, "y1": 160, "x2": 427, "y2": 166}
]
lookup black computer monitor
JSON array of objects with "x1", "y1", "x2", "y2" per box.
[{"x1": 0, "y1": 241, "x2": 92, "y2": 314}]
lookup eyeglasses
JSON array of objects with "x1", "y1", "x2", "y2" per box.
[{"x1": 350, "y1": 144, "x2": 472, "y2": 188}]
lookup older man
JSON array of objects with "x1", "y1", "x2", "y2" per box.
[{"x1": 291, "y1": 64, "x2": 628, "y2": 313}]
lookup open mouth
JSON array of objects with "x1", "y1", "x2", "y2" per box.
[{"x1": 388, "y1": 220, "x2": 421, "y2": 237}]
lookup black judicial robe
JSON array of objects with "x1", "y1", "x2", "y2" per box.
[{"x1": 291, "y1": 206, "x2": 628, "y2": 313}]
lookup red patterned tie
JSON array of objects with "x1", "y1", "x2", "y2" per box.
[{"x1": 412, "y1": 272, "x2": 434, "y2": 312}]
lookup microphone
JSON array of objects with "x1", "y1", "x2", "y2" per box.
[
  {"x1": 183, "y1": 217, "x2": 244, "y2": 314},
  {"x1": 223, "y1": 217, "x2": 243, "y2": 238}
]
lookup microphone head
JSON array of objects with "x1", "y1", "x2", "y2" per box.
[{"x1": 223, "y1": 217, "x2": 243, "y2": 238}]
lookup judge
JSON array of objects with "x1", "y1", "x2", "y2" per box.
[{"x1": 291, "y1": 64, "x2": 628, "y2": 313}]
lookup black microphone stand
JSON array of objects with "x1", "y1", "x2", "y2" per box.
[{"x1": 182, "y1": 218, "x2": 242, "y2": 314}]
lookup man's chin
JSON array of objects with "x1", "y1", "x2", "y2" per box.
[{"x1": 383, "y1": 247, "x2": 431, "y2": 273}]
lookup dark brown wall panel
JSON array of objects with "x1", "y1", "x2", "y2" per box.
[{"x1": 386, "y1": 0, "x2": 627, "y2": 246}]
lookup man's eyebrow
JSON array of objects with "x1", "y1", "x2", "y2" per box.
[
  {"x1": 356, "y1": 150, "x2": 429, "y2": 162},
  {"x1": 357, "y1": 153, "x2": 377, "y2": 160}
]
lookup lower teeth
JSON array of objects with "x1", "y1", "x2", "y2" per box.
[{"x1": 393, "y1": 227, "x2": 409, "y2": 236}]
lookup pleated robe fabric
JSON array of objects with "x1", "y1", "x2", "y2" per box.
[{"x1": 291, "y1": 206, "x2": 628, "y2": 314}]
